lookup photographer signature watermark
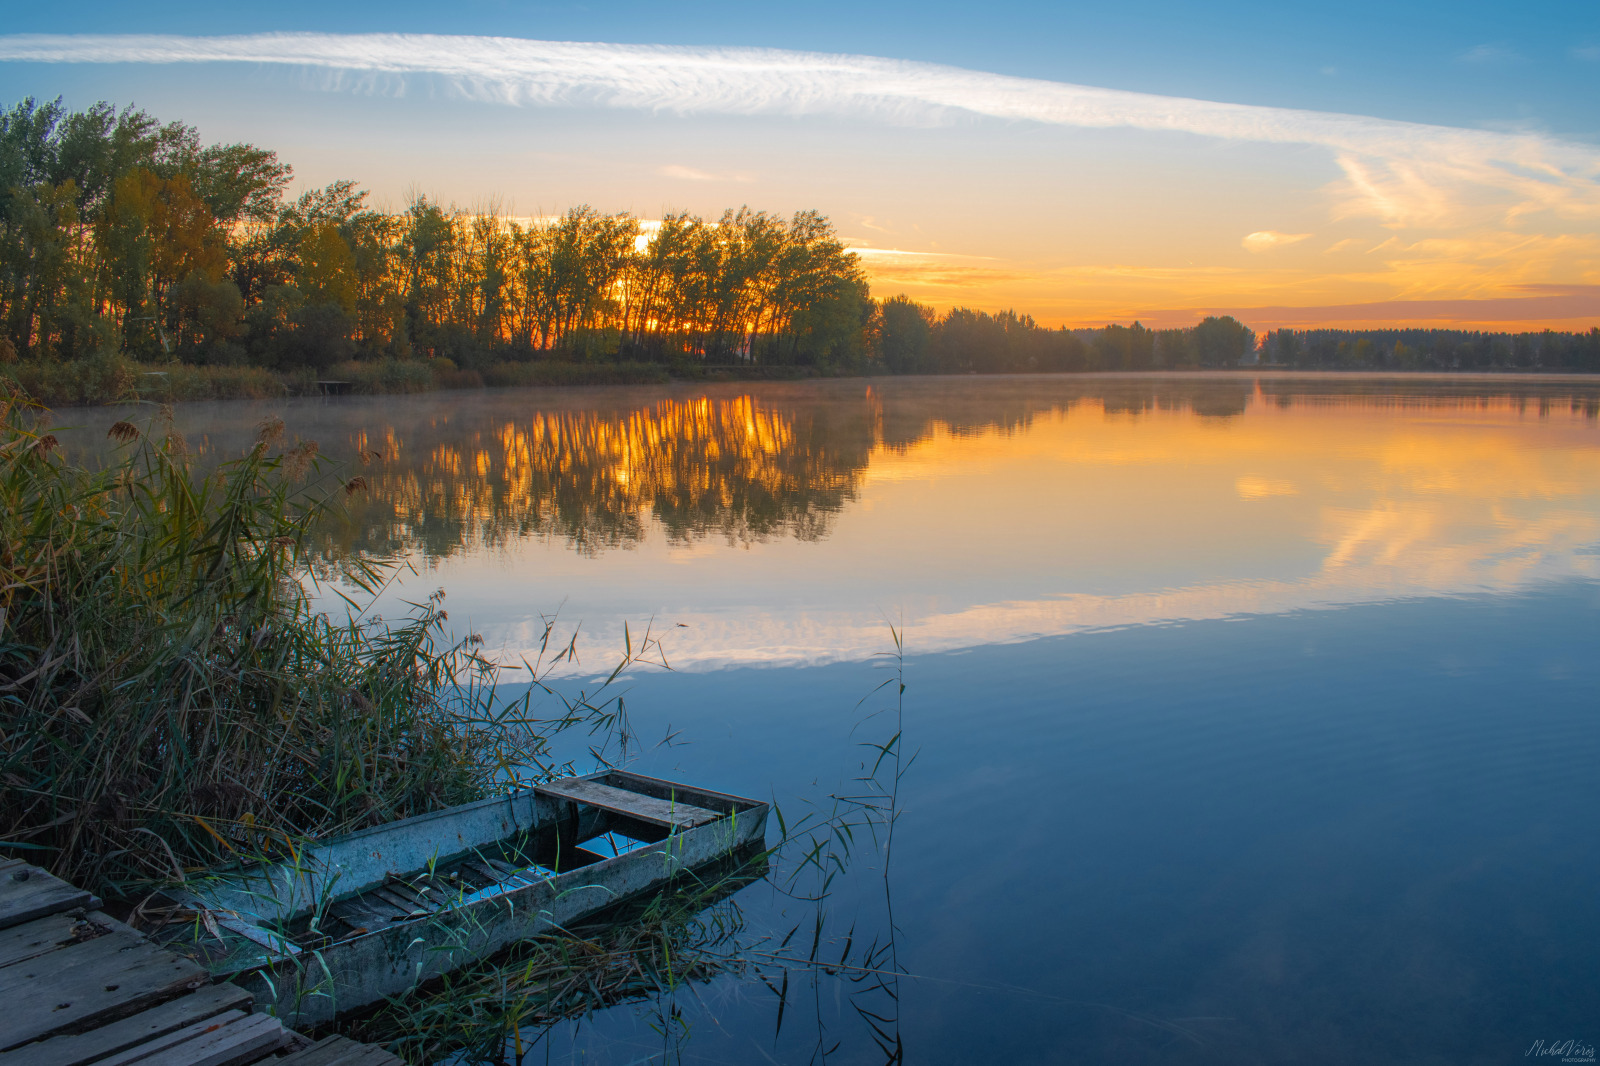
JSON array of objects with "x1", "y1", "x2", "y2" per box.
[{"x1": 1527, "y1": 1039, "x2": 1595, "y2": 1063}]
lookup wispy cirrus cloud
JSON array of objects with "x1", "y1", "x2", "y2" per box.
[
  {"x1": 658, "y1": 164, "x2": 753, "y2": 182},
  {"x1": 2, "y1": 33, "x2": 1598, "y2": 230},
  {"x1": 1242, "y1": 230, "x2": 1312, "y2": 252}
]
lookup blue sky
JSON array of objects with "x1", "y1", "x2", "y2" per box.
[
  {"x1": 3, "y1": 2, "x2": 1597, "y2": 327},
  {"x1": 12, "y1": 0, "x2": 1596, "y2": 133}
]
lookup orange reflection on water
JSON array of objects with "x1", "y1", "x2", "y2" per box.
[
  {"x1": 336, "y1": 393, "x2": 871, "y2": 558},
  {"x1": 293, "y1": 376, "x2": 1600, "y2": 668},
  {"x1": 848, "y1": 388, "x2": 1600, "y2": 658}
]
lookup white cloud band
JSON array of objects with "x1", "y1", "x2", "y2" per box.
[{"x1": 3, "y1": 32, "x2": 1598, "y2": 225}]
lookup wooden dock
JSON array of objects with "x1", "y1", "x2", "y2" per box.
[{"x1": 0, "y1": 858, "x2": 401, "y2": 1066}]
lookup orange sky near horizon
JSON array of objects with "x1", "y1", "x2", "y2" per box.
[
  {"x1": 846, "y1": 242, "x2": 1600, "y2": 333},
  {"x1": 7, "y1": 36, "x2": 1599, "y2": 336}
]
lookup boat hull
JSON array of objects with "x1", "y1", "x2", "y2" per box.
[{"x1": 158, "y1": 771, "x2": 769, "y2": 1027}]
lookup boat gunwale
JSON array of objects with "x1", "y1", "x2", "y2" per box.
[
  {"x1": 234, "y1": 797, "x2": 770, "y2": 1025},
  {"x1": 163, "y1": 770, "x2": 768, "y2": 947}
]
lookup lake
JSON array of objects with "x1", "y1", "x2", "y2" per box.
[{"x1": 65, "y1": 373, "x2": 1600, "y2": 1064}]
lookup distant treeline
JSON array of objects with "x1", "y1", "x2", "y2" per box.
[
  {"x1": 878, "y1": 299, "x2": 1258, "y2": 372},
  {"x1": 2, "y1": 96, "x2": 1596, "y2": 391},
  {"x1": 881, "y1": 301, "x2": 1600, "y2": 373},
  {"x1": 1258, "y1": 327, "x2": 1600, "y2": 372}
]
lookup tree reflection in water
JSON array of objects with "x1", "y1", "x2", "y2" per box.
[{"x1": 291, "y1": 374, "x2": 1597, "y2": 567}]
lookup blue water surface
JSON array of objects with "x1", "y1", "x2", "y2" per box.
[
  {"x1": 81, "y1": 376, "x2": 1598, "y2": 1063},
  {"x1": 524, "y1": 584, "x2": 1598, "y2": 1065}
]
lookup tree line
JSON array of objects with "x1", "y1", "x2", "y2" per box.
[
  {"x1": 0, "y1": 96, "x2": 871, "y2": 373},
  {"x1": 878, "y1": 302, "x2": 1599, "y2": 374},
  {"x1": 877, "y1": 299, "x2": 1259, "y2": 372},
  {"x1": 3, "y1": 96, "x2": 1595, "y2": 384},
  {"x1": 1259, "y1": 327, "x2": 1600, "y2": 372}
]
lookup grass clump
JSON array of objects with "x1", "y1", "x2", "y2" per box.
[
  {"x1": 2, "y1": 354, "x2": 290, "y2": 406},
  {"x1": 0, "y1": 385, "x2": 563, "y2": 896},
  {"x1": 321, "y1": 358, "x2": 439, "y2": 395}
]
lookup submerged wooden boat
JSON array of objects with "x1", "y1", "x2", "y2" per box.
[{"x1": 156, "y1": 770, "x2": 768, "y2": 1027}]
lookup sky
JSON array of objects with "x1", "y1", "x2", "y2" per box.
[{"x1": 2, "y1": 1, "x2": 1598, "y2": 330}]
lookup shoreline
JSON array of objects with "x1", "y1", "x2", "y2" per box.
[{"x1": 10, "y1": 359, "x2": 1600, "y2": 411}]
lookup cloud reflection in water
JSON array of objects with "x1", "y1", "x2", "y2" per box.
[{"x1": 284, "y1": 376, "x2": 1600, "y2": 671}]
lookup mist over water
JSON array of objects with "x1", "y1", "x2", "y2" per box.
[{"x1": 61, "y1": 373, "x2": 1600, "y2": 1063}]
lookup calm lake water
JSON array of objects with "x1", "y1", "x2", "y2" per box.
[{"x1": 67, "y1": 373, "x2": 1600, "y2": 1064}]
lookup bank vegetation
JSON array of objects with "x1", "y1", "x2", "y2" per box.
[{"x1": 0, "y1": 389, "x2": 645, "y2": 896}]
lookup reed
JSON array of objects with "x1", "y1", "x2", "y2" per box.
[
  {"x1": 1, "y1": 355, "x2": 289, "y2": 405},
  {"x1": 0, "y1": 385, "x2": 589, "y2": 897},
  {"x1": 326, "y1": 646, "x2": 915, "y2": 1065}
]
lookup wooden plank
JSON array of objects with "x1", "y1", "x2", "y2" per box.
[
  {"x1": 0, "y1": 983, "x2": 253, "y2": 1066},
  {"x1": 0, "y1": 933, "x2": 208, "y2": 1049},
  {"x1": 367, "y1": 888, "x2": 423, "y2": 916},
  {"x1": 0, "y1": 909, "x2": 133, "y2": 969},
  {"x1": 379, "y1": 881, "x2": 426, "y2": 906},
  {"x1": 0, "y1": 864, "x2": 98, "y2": 930},
  {"x1": 0, "y1": 921, "x2": 145, "y2": 973},
  {"x1": 0, "y1": 924, "x2": 147, "y2": 982},
  {"x1": 332, "y1": 895, "x2": 397, "y2": 928},
  {"x1": 271, "y1": 1035, "x2": 351, "y2": 1066},
  {"x1": 603, "y1": 771, "x2": 758, "y2": 817},
  {"x1": 0, "y1": 911, "x2": 89, "y2": 969},
  {"x1": 88, "y1": 1010, "x2": 249, "y2": 1066},
  {"x1": 112, "y1": 1011, "x2": 283, "y2": 1066},
  {"x1": 275, "y1": 1035, "x2": 403, "y2": 1066},
  {"x1": 328, "y1": 901, "x2": 387, "y2": 933},
  {"x1": 338, "y1": 1047, "x2": 406, "y2": 1066},
  {"x1": 535, "y1": 778, "x2": 722, "y2": 830},
  {"x1": 278, "y1": 1031, "x2": 316, "y2": 1055}
]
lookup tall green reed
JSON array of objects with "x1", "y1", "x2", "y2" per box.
[{"x1": 0, "y1": 385, "x2": 637, "y2": 897}]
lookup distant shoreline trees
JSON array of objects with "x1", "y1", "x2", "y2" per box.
[
  {"x1": 3, "y1": 96, "x2": 1596, "y2": 388},
  {"x1": 1257, "y1": 327, "x2": 1600, "y2": 372}
]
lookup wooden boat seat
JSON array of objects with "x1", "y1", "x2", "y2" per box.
[{"x1": 536, "y1": 778, "x2": 723, "y2": 830}]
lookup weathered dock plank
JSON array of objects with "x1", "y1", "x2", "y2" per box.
[
  {"x1": 0, "y1": 864, "x2": 395, "y2": 1066},
  {"x1": 0, "y1": 864, "x2": 99, "y2": 930},
  {"x1": 0, "y1": 908, "x2": 145, "y2": 971},
  {"x1": 99, "y1": 1011, "x2": 284, "y2": 1066},
  {"x1": 536, "y1": 777, "x2": 722, "y2": 829},
  {"x1": 0, "y1": 930, "x2": 208, "y2": 1049},
  {"x1": 88, "y1": 1010, "x2": 251, "y2": 1065},
  {"x1": 0, "y1": 982, "x2": 253, "y2": 1066},
  {"x1": 275, "y1": 1034, "x2": 404, "y2": 1066},
  {"x1": 0, "y1": 910, "x2": 95, "y2": 968}
]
